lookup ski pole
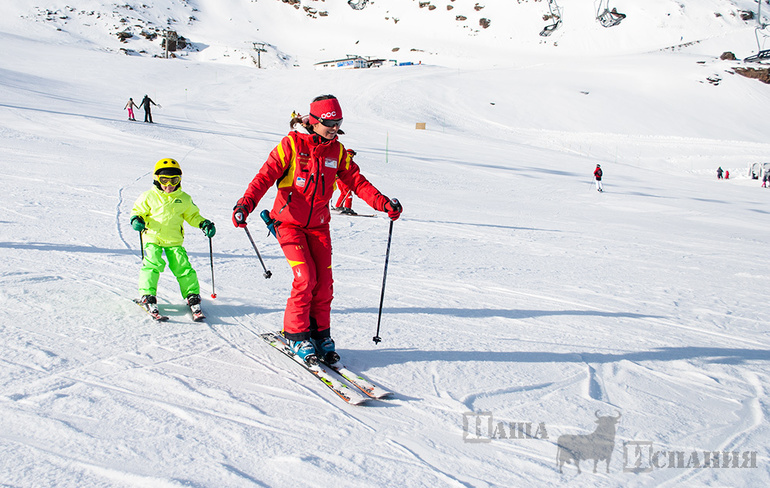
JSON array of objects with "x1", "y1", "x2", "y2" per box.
[
  {"x1": 373, "y1": 219, "x2": 394, "y2": 344},
  {"x1": 243, "y1": 225, "x2": 272, "y2": 279},
  {"x1": 209, "y1": 236, "x2": 217, "y2": 298},
  {"x1": 139, "y1": 230, "x2": 144, "y2": 261}
]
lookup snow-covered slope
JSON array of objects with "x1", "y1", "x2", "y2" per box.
[{"x1": 2, "y1": 0, "x2": 770, "y2": 487}]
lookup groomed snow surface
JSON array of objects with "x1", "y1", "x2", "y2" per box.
[{"x1": 2, "y1": 0, "x2": 770, "y2": 486}]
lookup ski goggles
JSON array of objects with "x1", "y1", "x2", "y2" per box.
[
  {"x1": 157, "y1": 175, "x2": 181, "y2": 186},
  {"x1": 310, "y1": 114, "x2": 343, "y2": 128}
]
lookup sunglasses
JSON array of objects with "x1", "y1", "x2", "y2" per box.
[
  {"x1": 158, "y1": 175, "x2": 181, "y2": 186},
  {"x1": 310, "y1": 114, "x2": 343, "y2": 128}
]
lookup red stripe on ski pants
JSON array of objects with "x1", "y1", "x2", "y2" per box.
[{"x1": 277, "y1": 224, "x2": 333, "y2": 340}]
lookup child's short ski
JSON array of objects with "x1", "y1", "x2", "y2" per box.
[
  {"x1": 259, "y1": 332, "x2": 368, "y2": 405},
  {"x1": 133, "y1": 298, "x2": 169, "y2": 322}
]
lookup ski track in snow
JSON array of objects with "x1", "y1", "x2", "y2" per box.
[{"x1": 3, "y1": 1, "x2": 770, "y2": 484}]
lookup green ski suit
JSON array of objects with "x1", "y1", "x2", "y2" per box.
[{"x1": 131, "y1": 186, "x2": 206, "y2": 298}]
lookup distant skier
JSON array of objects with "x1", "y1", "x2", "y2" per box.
[
  {"x1": 139, "y1": 94, "x2": 158, "y2": 123},
  {"x1": 717, "y1": 167, "x2": 723, "y2": 179},
  {"x1": 725, "y1": 170, "x2": 730, "y2": 179},
  {"x1": 130, "y1": 158, "x2": 216, "y2": 319},
  {"x1": 594, "y1": 164, "x2": 604, "y2": 192},
  {"x1": 124, "y1": 97, "x2": 138, "y2": 121},
  {"x1": 232, "y1": 95, "x2": 402, "y2": 366},
  {"x1": 332, "y1": 149, "x2": 358, "y2": 214},
  {"x1": 763, "y1": 173, "x2": 768, "y2": 188}
]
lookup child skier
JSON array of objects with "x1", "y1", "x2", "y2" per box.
[
  {"x1": 124, "y1": 97, "x2": 138, "y2": 121},
  {"x1": 232, "y1": 95, "x2": 402, "y2": 365},
  {"x1": 130, "y1": 158, "x2": 216, "y2": 320}
]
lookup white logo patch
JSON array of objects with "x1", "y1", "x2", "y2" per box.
[
  {"x1": 324, "y1": 157, "x2": 337, "y2": 169},
  {"x1": 296, "y1": 176, "x2": 306, "y2": 187}
]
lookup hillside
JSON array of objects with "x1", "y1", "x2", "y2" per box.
[
  {"x1": 1, "y1": 0, "x2": 770, "y2": 487},
  {"x1": 4, "y1": 0, "x2": 769, "y2": 67}
]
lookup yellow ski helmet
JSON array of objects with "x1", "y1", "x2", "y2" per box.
[
  {"x1": 153, "y1": 158, "x2": 182, "y2": 188},
  {"x1": 154, "y1": 158, "x2": 182, "y2": 176}
]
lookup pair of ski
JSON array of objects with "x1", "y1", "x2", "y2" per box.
[
  {"x1": 133, "y1": 298, "x2": 205, "y2": 322},
  {"x1": 330, "y1": 207, "x2": 375, "y2": 218},
  {"x1": 259, "y1": 331, "x2": 390, "y2": 405}
]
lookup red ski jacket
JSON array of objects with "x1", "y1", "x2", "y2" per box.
[
  {"x1": 594, "y1": 168, "x2": 603, "y2": 180},
  {"x1": 237, "y1": 131, "x2": 388, "y2": 228}
]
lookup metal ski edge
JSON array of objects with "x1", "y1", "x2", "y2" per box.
[{"x1": 259, "y1": 332, "x2": 368, "y2": 405}]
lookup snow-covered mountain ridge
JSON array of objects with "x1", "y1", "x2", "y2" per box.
[{"x1": 6, "y1": 0, "x2": 769, "y2": 68}]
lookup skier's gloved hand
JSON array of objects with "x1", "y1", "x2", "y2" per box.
[
  {"x1": 130, "y1": 215, "x2": 145, "y2": 232},
  {"x1": 232, "y1": 204, "x2": 249, "y2": 228},
  {"x1": 384, "y1": 198, "x2": 403, "y2": 221},
  {"x1": 200, "y1": 219, "x2": 216, "y2": 238}
]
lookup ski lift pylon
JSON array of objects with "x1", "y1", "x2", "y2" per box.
[
  {"x1": 745, "y1": 0, "x2": 770, "y2": 61},
  {"x1": 540, "y1": 0, "x2": 562, "y2": 37}
]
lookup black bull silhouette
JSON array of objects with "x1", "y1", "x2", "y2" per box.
[{"x1": 557, "y1": 411, "x2": 621, "y2": 474}]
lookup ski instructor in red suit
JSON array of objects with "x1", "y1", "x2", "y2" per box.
[{"x1": 232, "y1": 95, "x2": 403, "y2": 365}]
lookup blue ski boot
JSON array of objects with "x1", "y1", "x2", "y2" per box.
[
  {"x1": 313, "y1": 337, "x2": 340, "y2": 365},
  {"x1": 288, "y1": 339, "x2": 318, "y2": 365}
]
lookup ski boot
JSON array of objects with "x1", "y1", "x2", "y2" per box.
[
  {"x1": 313, "y1": 337, "x2": 340, "y2": 365},
  {"x1": 139, "y1": 294, "x2": 159, "y2": 314},
  {"x1": 288, "y1": 339, "x2": 319, "y2": 366},
  {"x1": 186, "y1": 293, "x2": 205, "y2": 321}
]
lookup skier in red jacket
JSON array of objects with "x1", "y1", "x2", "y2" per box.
[
  {"x1": 232, "y1": 95, "x2": 402, "y2": 365},
  {"x1": 332, "y1": 151, "x2": 356, "y2": 214},
  {"x1": 594, "y1": 164, "x2": 604, "y2": 192}
]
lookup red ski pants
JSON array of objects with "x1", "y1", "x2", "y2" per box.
[
  {"x1": 277, "y1": 224, "x2": 334, "y2": 340},
  {"x1": 335, "y1": 179, "x2": 353, "y2": 209}
]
